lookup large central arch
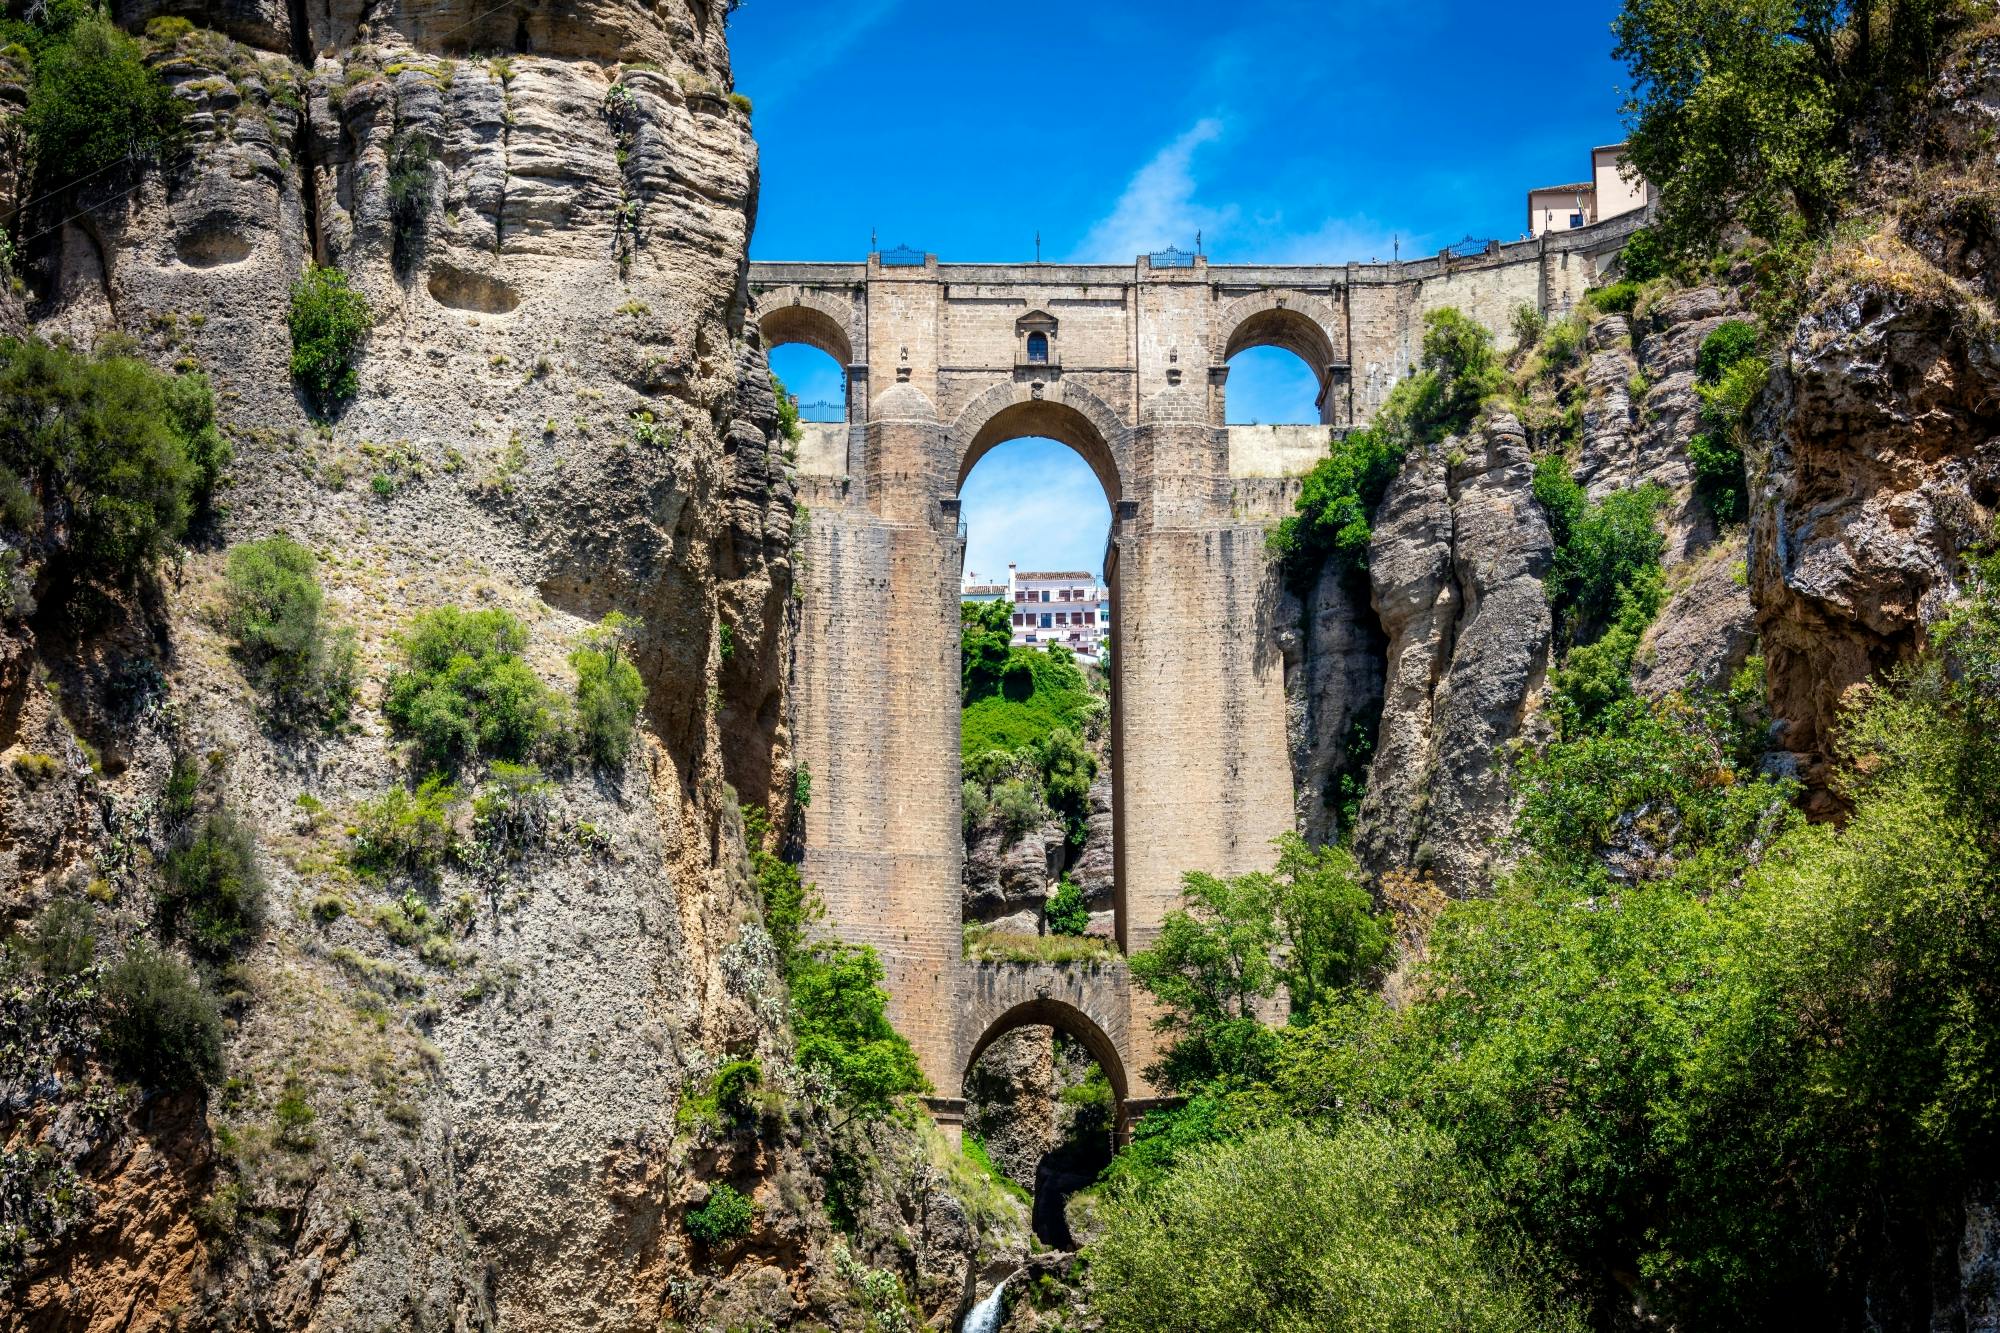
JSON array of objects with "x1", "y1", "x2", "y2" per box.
[{"x1": 952, "y1": 384, "x2": 1128, "y2": 506}]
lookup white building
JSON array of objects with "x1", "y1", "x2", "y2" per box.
[
  {"x1": 1527, "y1": 143, "x2": 1654, "y2": 237},
  {"x1": 962, "y1": 564, "x2": 1111, "y2": 658}
]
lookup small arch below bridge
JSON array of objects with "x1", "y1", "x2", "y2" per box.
[
  {"x1": 955, "y1": 962, "x2": 1132, "y2": 1110},
  {"x1": 753, "y1": 286, "x2": 860, "y2": 370}
]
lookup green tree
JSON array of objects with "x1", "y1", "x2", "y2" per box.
[
  {"x1": 384, "y1": 607, "x2": 560, "y2": 771},
  {"x1": 789, "y1": 942, "x2": 928, "y2": 1121},
  {"x1": 0, "y1": 337, "x2": 223, "y2": 580},
  {"x1": 19, "y1": 15, "x2": 182, "y2": 195},
  {"x1": 960, "y1": 598, "x2": 1013, "y2": 701},
  {"x1": 223, "y1": 535, "x2": 356, "y2": 725},
  {"x1": 1089, "y1": 1120, "x2": 1583, "y2": 1333},
  {"x1": 1045, "y1": 876, "x2": 1090, "y2": 936},
  {"x1": 157, "y1": 809, "x2": 265, "y2": 961},
  {"x1": 571, "y1": 611, "x2": 645, "y2": 766},
  {"x1": 98, "y1": 944, "x2": 224, "y2": 1090},
  {"x1": 288, "y1": 266, "x2": 371, "y2": 413},
  {"x1": 1614, "y1": 0, "x2": 1963, "y2": 257},
  {"x1": 1035, "y1": 724, "x2": 1096, "y2": 842},
  {"x1": 1267, "y1": 833, "x2": 1390, "y2": 1019}
]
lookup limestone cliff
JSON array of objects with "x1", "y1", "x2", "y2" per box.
[{"x1": 0, "y1": 4, "x2": 1004, "y2": 1329}]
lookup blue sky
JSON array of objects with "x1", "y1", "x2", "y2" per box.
[{"x1": 742, "y1": 0, "x2": 1631, "y2": 575}]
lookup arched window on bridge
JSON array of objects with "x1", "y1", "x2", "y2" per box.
[
  {"x1": 1224, "y1": 345, "x2": 1323, "y2": 425},
  {"x1": 767, "y1": 343, "x2": 847, "y2": 427},
  {"x1": 1026, "y1": 331, "x2": 1049, "y2": 364}
]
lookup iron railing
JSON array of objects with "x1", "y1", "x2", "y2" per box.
[
  {"x1": 1148, "y1": 244, "x2": 1197, "y2": 268},
  {"x1": 879, "y1": 243, "x2": 927, "y2": 266},
  {"x1": 1444, "y1": 235, "x2": 1496, "y2": 259}
]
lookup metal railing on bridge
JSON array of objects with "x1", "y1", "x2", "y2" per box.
[
  {"x1": 879, "y1": 243, "x2": 927, "y2": 267},
  {"x1": 1148, "y1": 244, "x2": 1197, "y2": 268}
]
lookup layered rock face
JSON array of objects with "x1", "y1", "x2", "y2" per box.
[
  {"x1": 1352, "y1": 413, "x2": 1554, "y2": 896},
  {"x1": 0, "y1": 5, "x2": 1001, "y2": 1329}
]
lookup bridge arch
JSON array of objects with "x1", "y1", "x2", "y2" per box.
[
  {"x1": 951, "y1": 381, "x2": 1126, "y2": 505},
  {"x1": 1217, "y1": 289, "x2": 1343, "y2": 414},
  {"x1": 753, "y1": 285, "x2": 860, "y2": 366}
]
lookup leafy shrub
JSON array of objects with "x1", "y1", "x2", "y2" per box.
[
  {"x1": 1129, "y1": 834, "x2": 1387, "y2": 1090},
  {"x1": 19, "y1": 15, "x2": 182, "y2": 194},
  {"x1": 1618, "y1": 225, "x2": 1668, "y2": 282},
  {"x1": 1583, "y1": 279, "x2": 1641, "y2": 314},
  {"x1": 1036, "y1": 725, "x2": 1095, "y2": 843},
  {"x1": 960, "y1": 599, "x2": 1012, "y2": 701},
  {"x1": 790, "y1": 941, "x2": 928, "y2": 1120},
  {"x1": 727, "y1": 90, "x2": 753, "y2": 116},
  {"x1": 471, "y1": 761, "x2": 552, "y2": 858},
  {"x1": 385, "y1": 131, "x2": 433, "y2": 271},
  {"x1": 571, "y1": 611, "x2": 645, "y2": 766},
  {"x1": 288, "y1": 266, "x2": 371, "y2": 413},
  {"x1": 1045, "y1": 876, "x2": 1090, "y2": 936},
  {"x1": 1508, "y1": 302, "x2": 1546, "y2": 350},
  {"x1": 1089, "y1": 1120, "x2": 1581, "y2": 1333},
  {"x1": 351, "y1": 776, "x2": 462, "y2": 877},
  {"x1": 0, "y1": 337, "x2": 226, "y2": 578},
  {"x1": 1695, "y1": 319, "x2": 1759, "y2": 382},
  {"x1": 1687, "y1": 320, "x2": 1766, "y2": 521},
  {"x1": 99, "y1": 944, "x2": 224, "y2": 1089},
  {"x1": 743, "y1": 803, "x2": 820, "y2": 974},
  {"x1": 158, "y1": 809, "x2": 264, "y2": 961},
  {"x1": 990, "y1": 777, "x2": 1044, "y2": 837},
  {"x1": 223, "y1": 535, "x2": 357, "y2": 726},
  {"x1": 770, "y1": 371, "x2": 802, "y2": 443},
  {"x1": 384, "y1": 607, "x2": 560, "y2": 771},
  {"x1": 685, "y1": 1181, "x2": 755, "y2": 1244},
  {"x1": 961, "y1": 778, "x2": 991, "y2": 832},
  {"x1": 1533, "y1": 457, "x2": 1667, "y2": 647}
]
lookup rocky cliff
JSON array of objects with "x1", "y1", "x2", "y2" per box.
[{"x1": 0, "y1": 4, "x2": 1007, "y2": 1329}]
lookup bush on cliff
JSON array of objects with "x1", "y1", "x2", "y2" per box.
[
  {"x1": 0, "y1": 336, "x2": 226, "y2": 583},
  {"x1": 223, "y1": 535, "x2": 357, "y2": 728},
  {"x1": 1268, "y1": 307, "x2": 1503, "y2": 591},
  {"x1": 384, "y1": 607, "x2": 561, "y2": 772},
  {"x1": 157, "y1": 809, "x2": 265, "y2": 962},
  {"x1": 570, "y1": 612, "x2": 645, "y2": 767},
  {"x1": 288, "y1": 266, "x2": 371, "y2": 413},
  {"x1": 14, "y1": 12, "x2": 182, "y2": 195},
  {"x1": 99, "y1": 943, "x2": 224, "y2": 1090}
]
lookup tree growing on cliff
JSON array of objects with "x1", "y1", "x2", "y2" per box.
[
  {"x1": 0, "y1": 337, "x2": 226, "y2": 589},
  {"x1": 1615, "y1": 0, "x2": 1968, "y2": 257},
  {"x1": 288, "y1": 266, "x2": 371, "y2": 414},
  {"x1": 11, "y1": 11, "x2": 183, "y2": 197}
]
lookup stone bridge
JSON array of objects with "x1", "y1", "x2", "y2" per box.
[{"x1": 753, "y1": 216, "x2": 1640, "y2": 1135}]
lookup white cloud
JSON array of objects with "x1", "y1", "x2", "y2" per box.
[{"x1": 1071, "y1": 118, "x2": 1239, "y2": 263}]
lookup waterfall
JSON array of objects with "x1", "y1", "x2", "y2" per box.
[{"x1": 959, "y1": 1271, "x2": 1013, "y2": 1333}]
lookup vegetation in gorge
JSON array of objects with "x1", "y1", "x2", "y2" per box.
[
  {"x1": 743, "y1": 804, "x2": 927, "y2": 1121},
  {"x1": 383, "y1": 607, "x2": 563, "y2": 772},
  {"x1": 960, "y1": 600, "x2": 1104, "y2": 847},
  {"x1": 0, "y1": 336, "x2": 227, "y2": 590},
  {"x1": 4, "y1": 4, "x2": 183, "y2": 196},
  {"x1": 1096, "y1": 539, "x2": 2000, "y2": 1327},
  {"x1": 223, "y1": 536, "x2": 358, "y2": 728},
  {"x1": 1686, "y1": 318, "x2": 1766, "y2": 520},
  {"x1": 287, "y1": 266, "x2": 371, "y2": 414},
  {"x1": 570, "y1": 611, "x2": 645, "y2": 766}
]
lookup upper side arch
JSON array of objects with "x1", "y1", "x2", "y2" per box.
[
  {"x1": 1216, "y1": 289, "x2": 1344, "y2": 387},
  {"x1": 951, "y1": 380, "x2": 1127, "y2": 504},
  {"x1": 752, "y1": 285, "x2": 861, "y2": 367}
]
